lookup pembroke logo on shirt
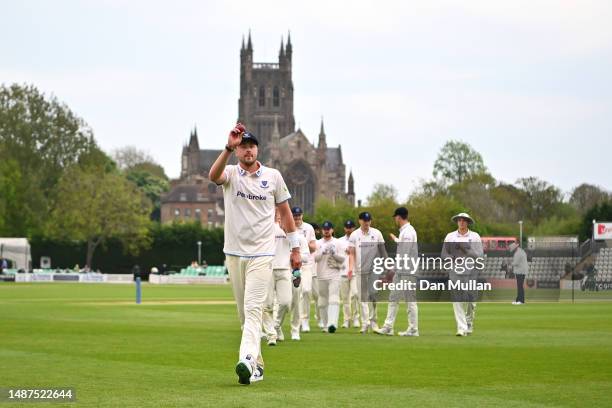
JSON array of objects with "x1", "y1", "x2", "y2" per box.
[
  {"x1": 260, "y1": 180, "x2": 269, "y2": 188},
  {"x1": 236, "y1": 191, "x2": 267, "y2": 201}
]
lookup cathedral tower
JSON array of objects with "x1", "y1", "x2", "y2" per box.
[{"x1": 238, "y1": 32, "x2": 296, "y2": 162}]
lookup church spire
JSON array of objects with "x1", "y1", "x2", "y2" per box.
[
  {"x1": 317, "y1": 117, "x2": 327, "y2": 150},
  {"x1": 285, "y1": 30, "x2": 292, "y2": 60},
  {"x1": 247, "y1": 29, "x2": 253, "y2": 51},
  {"x1": 348, "y1": 170, "x2": 354, "y2": 195},
  {"x1": 241, "y1": 35, "x2": 245, "y2": 51},
  {"x1": 279, "y1": 36, "x2": 285, "y2": 58},
  {"x1": 188, "y1": 126, "x2": 199, "y2": 151}
]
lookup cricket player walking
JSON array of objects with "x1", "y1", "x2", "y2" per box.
[
  {"x1": 348, "y1": 212, "x2": 387, "y2": 334},
  {"x1": 209, "y1": 123, "x2": 301, "y2": 385},
  {"x1": 292, "y1": 207, "x2": 318, "y2": 332},
  {"x1": 442, "y1": 212, "x2": 483, "y2": 337},
  {"x1": 374, "y1": 207, "x2": 419, "y2": 337},
  {"x1": 276, "y1": 229, "x2": 310, "y2": 341},
  {"x1": 339, "y1": 220, "x2": 360, "y2": 328},
  {"x1": 262, "y1": 210, "x2": 295, "y2": 346},
  {"x1": 314, "y1": 221, "x2": 345, "y2": 333}
]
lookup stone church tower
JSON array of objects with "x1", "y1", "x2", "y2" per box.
[
  {"x1": 161, "y1": 32, "x2": 354, "y2": 225},
  {"x1": 238, "y1": 32, "x2": 295, "y2": 162}
]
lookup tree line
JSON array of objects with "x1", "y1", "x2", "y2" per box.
[
  {"x1": 310, "y1": 141, "x2": 611, "y2": 244},
  {"x1": 1, "y1": 83, "x2": 611, "y2": 270}
]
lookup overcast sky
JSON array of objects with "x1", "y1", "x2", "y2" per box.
[{"x1": 3, "y1": 0, "x2": 611, "y2": 202}]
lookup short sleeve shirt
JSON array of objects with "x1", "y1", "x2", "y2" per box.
[
  {"x1": 337, "y1": 235, "x2": 351, "y2": 276},
  {"x1": 296, "y1": 222, "x2": 316, "y2": 265},
  {"x1": 221, "y1": 163, "x2": 291, "y2": 256},
  {"x1": 348, "y1": 227, "x2": 385, "y2": 272}
]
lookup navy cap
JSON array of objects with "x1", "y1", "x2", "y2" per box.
[
  {"x1": 291, "y1": 206, "x2": 303, "y2": 215},
  {"x1": 240, "y1": 132, "x2": 259, "y2": 146},
  {"x1": 358, "y1": 212, "x2": 372, "y2": 221},
  {"x1": 344, "y1": 220, "x2": 356, "y2": 228},
  {"x1": 322, "y1": 221, "x2": 334, "y2": 229},
  {"x1": 393, "y1": 207, "x2": 409, "y2": 219}
]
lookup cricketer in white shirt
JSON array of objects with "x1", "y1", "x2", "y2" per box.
[
  {"x1": 314, "y1": 226, "x2": 345, "y2": 332},
  {"x1": 377, "y1": 211, "x2": 419, "y2": 336},
  {"x1": 294, "y1": 217, "x2": 319, "y2": 331},
  {"x1": 442, "y1": 213, "x2": 483, "y2": 336},
  {"x1": 338, "y1": 230, "x2": 360, "y2": 328},
  {"x1": 348, "y1": 213, "x2": 387, "y2": 333},
  {"x1": 209, "y1": 123, "x2": 301, "y2": 385}
]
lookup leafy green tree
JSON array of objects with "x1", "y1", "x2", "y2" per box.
[
  {"x1": 48, "y1": 165, "x2": 152, "y2": 268},
  {"x1": 581, "y1": 201, "x2": 612, "y2": 241},
  {"x1": 112, "y1": 146, "x2": 169, "y2": 220},
  {"x1": 366, "y1": 183, "x2": 398, "y2": 206},
  {"x1": 433, "y1": 140, "x2": 488, "y2": 185},
  {"x1": 407, "y1": 192, "x2": 466, "y2": 243},
  {"x1": 0, "y1": 83, "x2": 98, "y2": 236},
  {"x1": 515, "y1": 177, "x2": 563, "y2": 224},
  {"x1": 111, "y1": 146, "x2": 155, "y2": 170},
  {"x1": 0, "y1": 158, "x2": 22, "y2": 234},
  {"x1": 309, "y1": 198, "x2": 357, "y2": 237},
  {"x1": 125, "y1": 166, "x2": 169, "y2": 221},
  {"x1": 569, "y1": 183, "x2": 610, "y2": 215},
  {"x1": 448, "y1": 173, "x2": 501, "y2": 224}
]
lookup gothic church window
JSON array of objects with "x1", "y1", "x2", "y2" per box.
[
  {"x1": 285, "y1": 161, "x2": 315, "y2": 214},
  {"x1": 273, "y1": 86, "x2": 280, "y2": 107}
]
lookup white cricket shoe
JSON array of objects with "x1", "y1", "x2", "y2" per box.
[
  {"x1": 301, "y1": 320, "x2": 310, "y2": 333},
  {"x1": 318, "y1": 320, "x2": 325, "y2": 329},
  {"x1": 342, "y1": 321, "x2": 350, "y2": 329},
  {"x1": 455, "y1": 330, "x2": 467, "y2": 337},
  {"x1": 276, "y1": 327, "x2": 285, "y2": 342},
  {"x1": 466, "y1": 322, "x2": 473, "y2": 335},
  {"x1": 235, "y1": 354, "x2": 255, "y2": 385},
  {"x1": 370, "y1": 321, "x2": 380, "y2": 331},
  {"x1": 374, "y1": 326, "x2": 394, "y2": 336},
  {"x1": 267, "y1": 338, "x2": 277, "y2": 346},
  {"x1": 398, "y1": 329, "x2": 419, "y2": 337},
  {"x1": 250, "y1": 365, "x2": 264, "y2": 383},
  {"x1": 353, "y1": 318, "x2": 360, "y2": 328},
  {"x1": 359, "y1": 324, "x2": 369, "y2": 334}
]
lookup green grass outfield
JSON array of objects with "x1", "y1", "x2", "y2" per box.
[{"x1": 1, "y1": 283, "x2": 611, "y2": 408}]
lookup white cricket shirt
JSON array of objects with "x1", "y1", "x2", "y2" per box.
[
  {"x1": 337, "y1": 235, "x2": 351, "y2": 277},
  {"x1": 314, "y1": 237, "x2": 345, "y2": 280},
  {"x1": 296, "y1": 222, "x2": 316, "y2": 266},
  {"x1": 221, "y1": 163, "x2": 291, "y2": 257},
  {"x1": 348, "y1": 227, "x2": 385, "y2": 272},
  {"x1": 273, "y1": 223, "x2": 290, "y2": 270}
]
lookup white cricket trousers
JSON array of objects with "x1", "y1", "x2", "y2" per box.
[
  {"x1": 263, "y1": 268, "x2": 293, "y2": 341},
  {"x1": 384, "y1": 301, "x2": 418, "y2": 331},
  {"x1": 317, "y1": 278, "x2": 340, "y2": 328},
  {"x1": 356, "y1": 272, "x2": 377, "y2": 326},
  {"x1": 340, "y1": 276, "x2": 359, "y2": 324},
  {"x1": 276, "y1": 282, "x2": 301, "y2": 335},
  {"x1": 453, "y1": 302, "x2": 476, "y2": 332},
  {"x1": 300, "y1": 264, "x2": 320, "y2": 321},
  {"x1": 227, "y1": 255, "x2": 273, "y2": 368}
]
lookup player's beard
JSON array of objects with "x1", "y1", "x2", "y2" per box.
[{"x1": 238, "y1": 154, "x2": 257, "y2": 166}]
